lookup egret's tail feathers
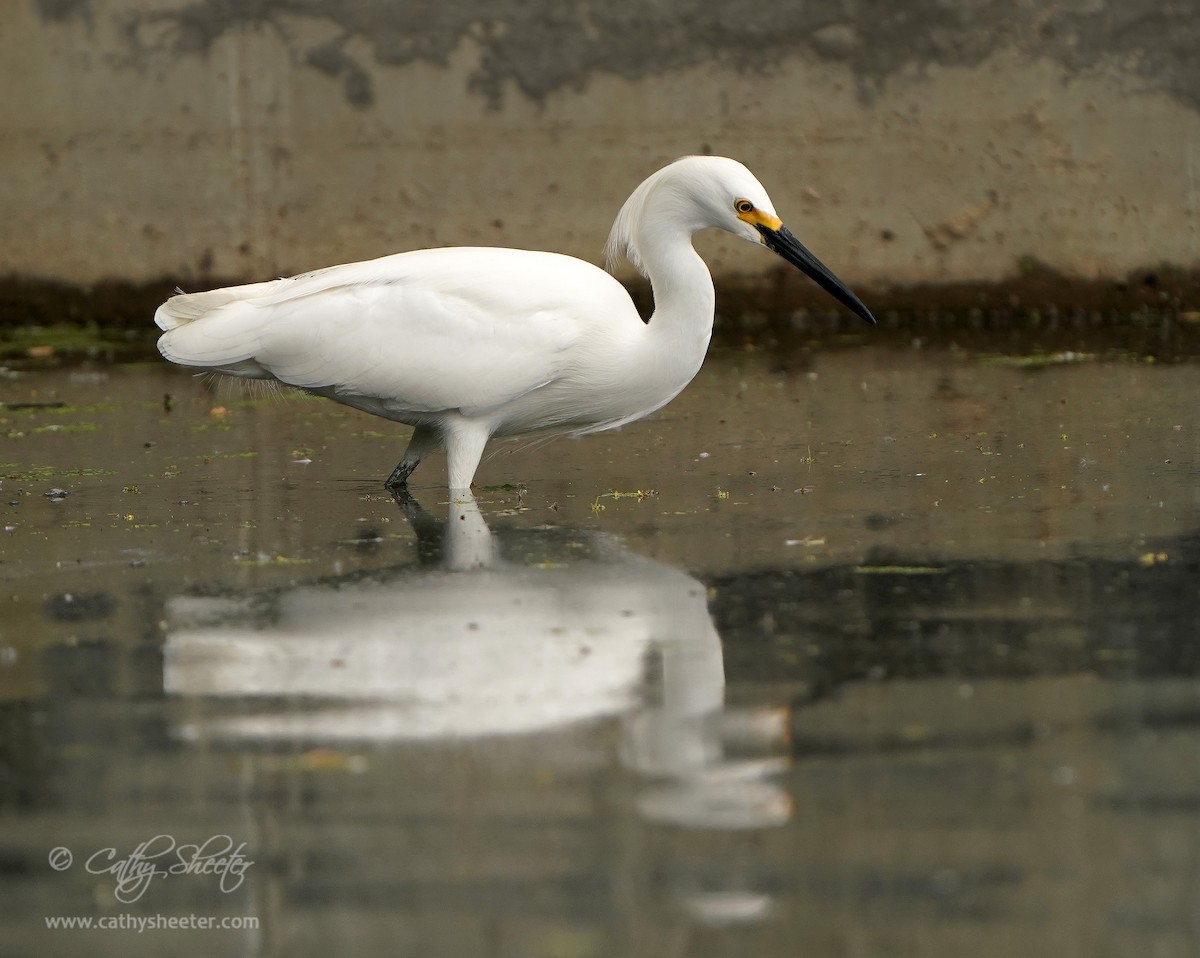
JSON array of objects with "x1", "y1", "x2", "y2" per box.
[
  {"x1": 155, "y1": 279, "x2": 290, "y2": 379},
  {"x1": 154, "y1": 279, "x2": 287, "y2": 331},
  {"x1": 158, "y1": 316, "x2": 270, "y2": 378}
]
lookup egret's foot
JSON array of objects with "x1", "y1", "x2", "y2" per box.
[{"x1": 384, "y1": 462, "x2": 415, "y2": 490}]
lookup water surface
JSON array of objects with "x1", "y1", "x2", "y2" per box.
[{"x1": 2, "y1": 332, "x2": 1199, "y2": 956}]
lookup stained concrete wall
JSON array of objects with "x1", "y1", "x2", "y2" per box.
[{"x1": 4, "y1": 0, "x2": 1200, "y2": 296}]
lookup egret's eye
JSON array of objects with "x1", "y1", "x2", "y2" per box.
[{"x1": 735, "y1": 200, "x2": 754, "y2": 214}]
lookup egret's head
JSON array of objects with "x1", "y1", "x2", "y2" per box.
[
  {"x1": 707, "y1": 158, "x2": 876, "y2": 326},
  {"x1": 648, "y1": 156, "x2": 781, "y2": 241},
  {"x1": 606, "y1": 156, "x2": 875, "y2": 325}
]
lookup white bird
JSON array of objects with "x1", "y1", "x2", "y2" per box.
[{"x1": 155, "y1": 155, "x2": 874, "y2": 492}]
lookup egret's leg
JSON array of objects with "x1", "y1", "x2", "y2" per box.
[
  {"x1": 385, "y1": 425, "x2": 440, "y2": 489},
  {"x1": 444, "y1": 420, "x2": 491, "y2": 493}
]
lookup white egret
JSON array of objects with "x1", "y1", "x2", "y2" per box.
[{"x1": 155, "y1": 155, "x2": 874, "y2": 491}]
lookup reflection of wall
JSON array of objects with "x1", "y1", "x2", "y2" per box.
[{"x1": 5, "y1": 2, "x2": 1200, "y2": 288}]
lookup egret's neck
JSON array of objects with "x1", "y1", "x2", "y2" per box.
[{"x1": 640, "y1": 227, "x2": 716, "y2": 374}]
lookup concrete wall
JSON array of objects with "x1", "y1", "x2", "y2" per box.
[{"x1": 4, "y1": 0, "x2": 1200, "y2": 296}]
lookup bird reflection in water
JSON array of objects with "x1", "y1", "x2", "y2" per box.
[{"x1": 163, "y1": 491, "x2": 791, "y2": 925}]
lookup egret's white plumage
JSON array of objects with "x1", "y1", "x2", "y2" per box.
[{"x1": 156, "y1": 155, "x2": 874, "y2": 491}]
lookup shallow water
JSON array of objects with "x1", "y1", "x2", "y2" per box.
[{"x1": 2, "y1": 333, "x2": 1199, "y2": 956}]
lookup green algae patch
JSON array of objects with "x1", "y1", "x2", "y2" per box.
[{"x1": 1, "y1": 463, "x2": 116, "y2": 482}]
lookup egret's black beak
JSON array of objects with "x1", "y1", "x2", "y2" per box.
[{"x1": 757, "y1": 223, "x2": 876, "y2": 325}]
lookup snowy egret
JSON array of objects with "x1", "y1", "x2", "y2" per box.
[{"x1": 156, "y1": 155, "x2": 874, "y2": 491}]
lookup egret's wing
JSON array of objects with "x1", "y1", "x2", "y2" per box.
[
  {"x1": 253, "y1": 252, "x2": 585, "y2": 415},
  {"x1": 159, "y1": 248, "x2": 628, "y2": 416}
]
